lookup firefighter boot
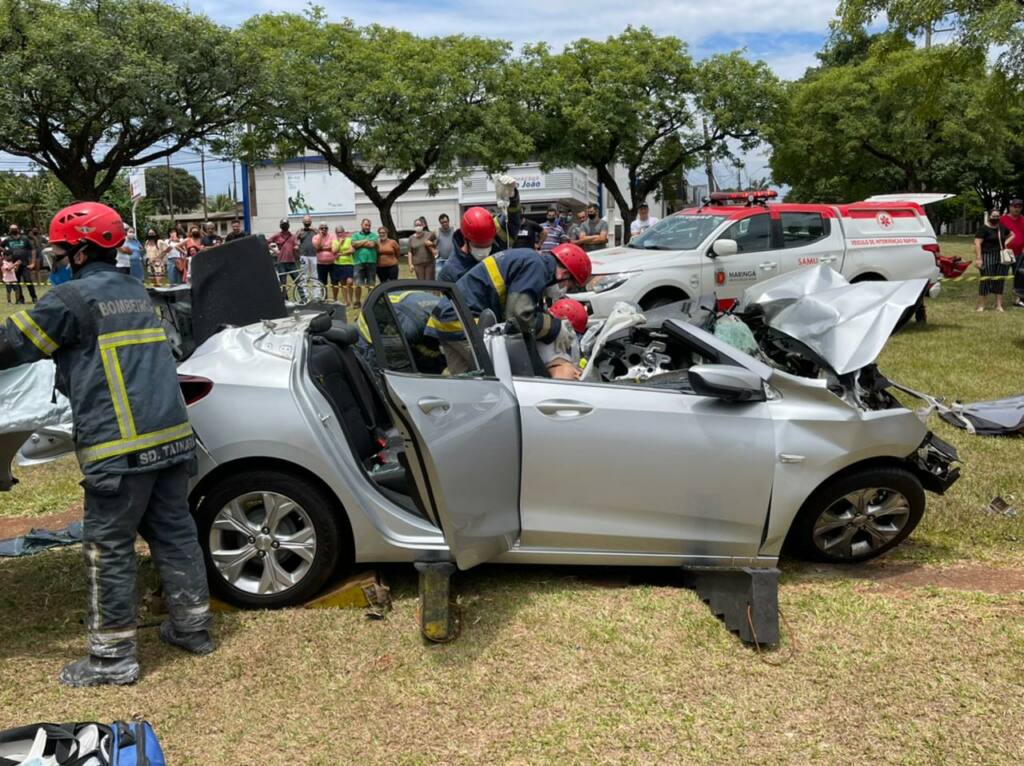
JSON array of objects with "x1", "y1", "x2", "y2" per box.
[
  {"x1": 159, "y1": 621, "x2": 215, "y2": 655},
  {"x1": 58, "y1": 655, "x2": 140, "y2": 687}
]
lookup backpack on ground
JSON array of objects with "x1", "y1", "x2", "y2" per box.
[{"x1": 0, "y1": 720, "x2": 164, "y2": 765}]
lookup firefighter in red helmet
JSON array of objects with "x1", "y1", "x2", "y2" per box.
[{"x1": 0, "y1": 202, "x2": 214, "y2": 686}]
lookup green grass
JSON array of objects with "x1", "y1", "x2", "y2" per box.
[{"x1": 1, "y1": 239, "x2": 1023, "y2": 763}]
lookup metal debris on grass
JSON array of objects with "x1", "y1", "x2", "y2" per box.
[{"x1": 986, "y1": 496, "x2": 1018, "y2": 519}]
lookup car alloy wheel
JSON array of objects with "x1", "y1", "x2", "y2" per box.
[
  {"x1": 209, "y1": 491, "x2": 317, "y2": 595},
  {"x1": 811, "y1": 487, "x2": 911, "y2": 560}
]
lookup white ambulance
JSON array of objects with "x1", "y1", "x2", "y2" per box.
[{"x1": 576, "y1": 191, "x2": 952, "y2": 316}]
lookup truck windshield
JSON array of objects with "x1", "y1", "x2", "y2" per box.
[{"x1": 628, "y1": 214, "x2": 728, "y2": 251}]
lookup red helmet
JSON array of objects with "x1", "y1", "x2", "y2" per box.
[
  {"x1": 550, "y1": 298, "x2": 588, "y2": 334},
  {"x1": 461, "y1": 206, "x2": 496, "y2": 247},
  {"x1": 49, "y1": 202, "x2": 125, "y2": 249},
  {"x1": 551, "y1": 242, "x2": 592, "y2": 287}
]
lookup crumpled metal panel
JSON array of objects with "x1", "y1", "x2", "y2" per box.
[
  {"x1": 0, "y1": 362, "x2": 71, "y2": 435},
  {"x1": 740, "y1": 265, "x2": 926, "y2": 375}
]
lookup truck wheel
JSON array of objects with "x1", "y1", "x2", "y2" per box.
[
  {"x1": 786, "y1": 466, "x2": 925, "y2": 564},
  {"x1": 640, "y1": 289, "x2": 688, "y2": 310},
  {"x1": 196, "y1": 469, "x2": 344, "y2": 608}
]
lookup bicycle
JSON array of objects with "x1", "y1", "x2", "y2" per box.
[{"x1": 279, "y1": 267, "x2": 327, "y2": 305}]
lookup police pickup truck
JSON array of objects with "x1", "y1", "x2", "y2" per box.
[{"x1": 576, "y1": 191, "x2": 952, "y2": 316}]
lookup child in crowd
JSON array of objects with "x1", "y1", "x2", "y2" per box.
[{"x1": 2, "y1": 254, "x2": 19, "y2": 303}]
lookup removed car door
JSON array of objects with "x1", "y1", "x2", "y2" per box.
[{"x1": 362, "y1": 281, "x2": 521, "y2": 570}]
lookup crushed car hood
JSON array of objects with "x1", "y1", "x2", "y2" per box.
[{"x1": 738, "y1": 265, "x2": 927, "y2": 375}]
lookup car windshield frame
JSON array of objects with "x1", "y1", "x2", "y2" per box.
[{"x1": 628, "y1": 213, "x2": 729, "y2": 251}]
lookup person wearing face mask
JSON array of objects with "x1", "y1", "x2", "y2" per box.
[
  {"x1": 296, "y1": 214, "x2": 318, "y2": 280},
  {"x1": 407, "y1": 216, "x2": 437, "y2": 280},
  {"x1": 268, "y1": 218, "x2": 298, "y2": 287},
  {"x1": 539, "y1": 297, "x2": 588, "y2": 380},
  {"x1": 4, "y1": 224, "x2": 37, "y2": 303},
  {"x1": 974, "y1": 208, "x2": 1014, "y2": 312},
  {"x1": 425, "y1": 243, "x2": 591, "y2": 374},
  {"x1": 437, "y1": 207, "x2": 497, "y2": 284},
  {"x1": 125, "y1": 228, "x2": 144, "y2": 280},
  {"x1": 115, "y1": 226, "x2": 133, "y2": 274},
  {"x1": 0, "y1": 202, "x2": 213, "y2": 686},
  {"x1": 143, "y1": 229, "x2": 165, "y2": 285},
  {"x1": 576, "y1": 204, "x2": 609, "y2": 252},
  {"x1": 540, "y1": 206, "x2": 569, "y2": 256}
]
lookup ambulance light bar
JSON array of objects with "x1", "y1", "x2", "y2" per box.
[{"x1": 705, "y1": 190, "x2": 778, "y2": 206}]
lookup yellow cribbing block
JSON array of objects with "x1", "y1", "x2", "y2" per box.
[{"x1": 305, "y1": 570, "x2": 389, "y2": 610}]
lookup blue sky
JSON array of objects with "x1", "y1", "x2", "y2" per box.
[{"x1": 5, "y1": 1, "x2": 846, "y2": 202}]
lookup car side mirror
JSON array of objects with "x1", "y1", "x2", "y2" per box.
[
  {"x1": 710, "y1": 239, "x2": 738, "y2": 258},
  {"x1": 689, "y1": 364, "x2": 766, "y2": 402}
]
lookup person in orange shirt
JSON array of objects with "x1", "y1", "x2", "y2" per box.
[{"x1": 376, "y1": 227, "x2": 401, "y2": 282}]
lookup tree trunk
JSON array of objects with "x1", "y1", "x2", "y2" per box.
[{"x1": 595, "y1": 164, "x2": 635, "y2": 245}]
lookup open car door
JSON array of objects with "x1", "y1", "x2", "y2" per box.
[{"x1": 362, "y1": 281, "x2": 521, "y2": 570}]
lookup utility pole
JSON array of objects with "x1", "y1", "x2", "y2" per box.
[
  {"x1": 165, "y1": 153, "x2": 174, "y2": 221},
  {"x1": 231, "y1": 161, "x2": 238, "y2": 202},
  {"x1": 200, "y1": 148, "x2": 208, "y2": 220},
  {"x1": 702, "y1": 119, "x2": 716, "y2": 193}
]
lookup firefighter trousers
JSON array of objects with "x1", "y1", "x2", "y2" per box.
[{"x1": 80, "y1": 462, "x2": 211, "y2": 658}]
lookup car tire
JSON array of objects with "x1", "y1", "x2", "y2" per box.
[
  {"x1": 786, "y1": 466, "x2": 925, "y2": 564},
  {"x1": 195, "y1": 469, "x2": 344, "y2": 608}
]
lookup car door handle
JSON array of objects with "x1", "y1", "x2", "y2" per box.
[
  {"x1": 819, "y1": 255, "x2": 838, "y2": 263},
  {"x1": 536, "y1": 399, "x2": 593, "y2": 418},
  {"x1": 758, "y1": 261, "x2": 777, "y2": 270},
  {"x1": 418, "y1": 396, "x2": 451, "y2": 415}
]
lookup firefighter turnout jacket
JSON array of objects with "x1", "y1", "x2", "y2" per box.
[
  {"x1": 356, "y1": 290, "x2": 446, "y2": 374},
  {"x1": 0, "y1": 262, "x2": 193, "y2": 476},
  {"x1": 426, "y1": 248, "x2": 564, "y2": 344}
]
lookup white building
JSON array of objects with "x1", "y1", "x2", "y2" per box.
[{"x1": 243, "y1": 158, "x2": 662, "y2": 244}]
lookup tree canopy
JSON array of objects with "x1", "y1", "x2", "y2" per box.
[
  {"x1": 768, "y1": 41, "x2": 1019, "y2": 203},
  {"x1": 144, "y1": 167, "x2": 203, "y2": 216},
  {"x1": 525, "y1": 28, "x2": 782, "y2": 239},
  {"x1": 236, "y1": 11, "x2": 531, "y2": 233},
  {"x1": 0, "y1": 0, "x2": 249, "y2": 200},
  {"x1": 838, "y1": 0, "x2": 1024, "y2": 74}
]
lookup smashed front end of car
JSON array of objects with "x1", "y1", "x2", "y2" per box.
[{"x1": 581, "y1": 265, "x2": 961, "y2": 494}]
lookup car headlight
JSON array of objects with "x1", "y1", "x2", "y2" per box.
[{"x1": 589, "y1": 272, "x2": 637, "y2": 293}]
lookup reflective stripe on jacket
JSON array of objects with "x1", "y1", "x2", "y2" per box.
[
  {"x1": 356, "y1": 290, "x2": 446, "y2": 374},
  {"x1": 1, "y1": 261, "x2": 193, "y2": 475},
  {"x1": 425, "y1": 248, "x2": 562, "y2": 344}
]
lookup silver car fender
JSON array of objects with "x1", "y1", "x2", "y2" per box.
[{"x1": 759, "y1": 370, "x2": 928, "y2": 555}]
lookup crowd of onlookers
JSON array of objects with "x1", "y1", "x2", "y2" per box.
[
  {"x1": 257, "y1": 201, "x2": 661, "y2": 308},
  {"x1": 138, "y1": 219, "x2": 247, "y2": 286},
  {"x1": 0, "y1": 199, "x2": 664, "y2": 308}
]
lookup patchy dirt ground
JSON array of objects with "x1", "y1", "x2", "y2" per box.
[
  {"x1": 791, "y1": 560, "x2": 1024, "y2": 596},
  {"x1": 0, "y1": 504, "x2": 81, "y2": 540}
]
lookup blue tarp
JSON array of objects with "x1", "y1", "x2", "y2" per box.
[{"x1": 0, "y1": 520, "x2": 82, "y2": 557}]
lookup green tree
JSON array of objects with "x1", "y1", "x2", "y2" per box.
[
  {"x1": 236, "y1": 13, "x2": 530, "y2": 234},
  {"x1": 838, "y1": 0, "x2": 1024, "y2": 72},
  {"x1": 207, "y1": 193, "x2": 236, "y2": 213},
  {"x1": 144, "y1": 167, "x2": 203, "y2": 216},
  {"x1": 0, "y1": 0, "x2": 250, "y2": 201},
  {"x1": 526, "y1": 28, "x2": 782, "y2": 241},
  {"x1": 768, "y1": 43, "x2": 1014, "y2": 203},
  {"x1": 0, "y1": 170, "x2": 71, "y2": 229}
]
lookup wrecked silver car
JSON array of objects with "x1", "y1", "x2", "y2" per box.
[
  {"x1": 1, "y1": 252, "x2": 960, "y2": 642},
  {"x1": 158, "y1": 262, "x2": 959, "y2": 619}
]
